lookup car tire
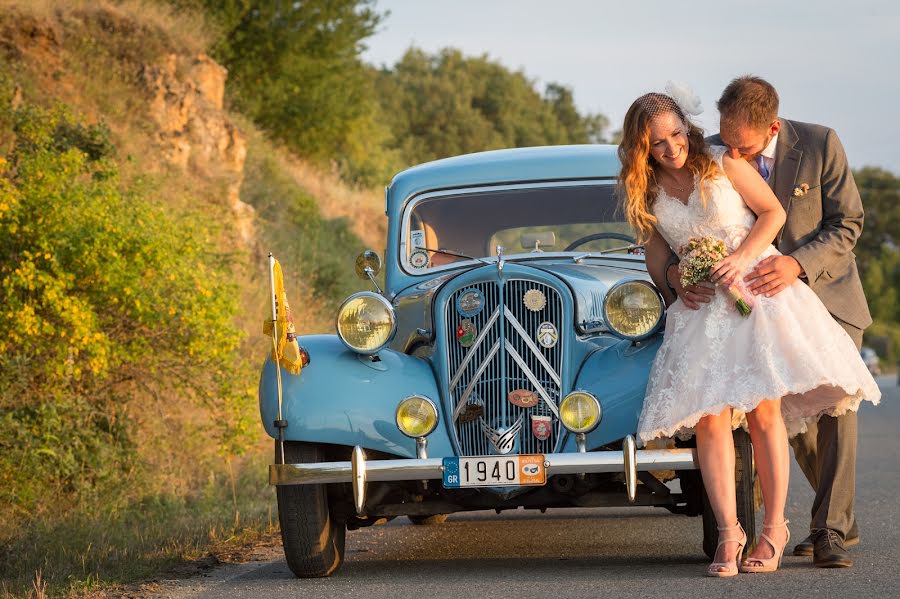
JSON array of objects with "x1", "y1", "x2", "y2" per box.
[
  {"x1": 407, "y1": 514, "x2": 449, "y2": 525},
  {"x1": 701, "y1": 429, "x2": 759, "y2": 560},
  {"x1": 276, "y1": 441, "x2": 346, "y2": 578}
]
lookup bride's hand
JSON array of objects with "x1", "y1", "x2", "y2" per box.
[{"x1": 710, "y1": 253, "x2": 751, "y2": 287}]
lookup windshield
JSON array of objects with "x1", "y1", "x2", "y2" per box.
[{"x1": 402, "y1": 182, "x2": 635, "y2": 273}]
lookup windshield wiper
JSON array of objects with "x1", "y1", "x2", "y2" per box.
[
  {"x1": 572, "y1": 245, "x2": 644, "y2": 262},
  {"x1": 419, "y1": 247, "x2": 493, "y2": 265}
]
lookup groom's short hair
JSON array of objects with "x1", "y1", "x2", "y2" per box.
[{"x1": 717, "y1": 76, "x2": 779, "y2": 131}]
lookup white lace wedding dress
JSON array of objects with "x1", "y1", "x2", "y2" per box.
[{"x1": 637, "y1": 146, "x2": 881, "y2": 444}]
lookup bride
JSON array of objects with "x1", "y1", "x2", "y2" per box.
[{"x1": 617, "y1": 89, "x2": 881, "y2": 577}]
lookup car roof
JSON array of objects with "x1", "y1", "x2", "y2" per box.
[{"x1": 386, "y1": 144, "x2": 620, "y2": 213}]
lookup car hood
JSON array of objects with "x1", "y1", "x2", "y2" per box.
[{"x1": 530, "y1": 260, "x2": 651, "y2": 331}]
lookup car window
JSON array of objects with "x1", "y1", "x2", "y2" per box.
[{"x1": 404, "y1": 183, "x2": 632, "y2": 273}]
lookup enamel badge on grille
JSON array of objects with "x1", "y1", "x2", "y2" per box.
[
  {"x1": 531, "y1": 415, "x2": 552, "y2": 441},
  {"x1": 508, "y1": 389, "x2": 540, "y2": 408},
  {"x1": 457, "y1": 288, "x2": 484, "y2": 317},
  {"x1": 523, "y1": 289, "x2": 546, "y2": 312},
  {"x1": 536, "y1": 322, "x2": 558, "y2": 348},
  {"x1": 458, "y1": 402, "x2": 484, "y2": 423},
  {"x1": 456, "y1": 318, "x2": 476, "y2": 347}
]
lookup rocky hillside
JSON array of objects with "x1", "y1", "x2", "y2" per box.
[
  {"x1": 142, "y1": 51, "x2": 255, "y2": 243},
  {"x1": 1, "y1": 0, "x2": 384, "y2": 300},
  {"x1": 0, "y1": 1, "x2": 381, "y2": 594}
]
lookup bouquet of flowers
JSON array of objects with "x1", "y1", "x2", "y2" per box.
[{"x1": 678, "y1": 236, "x2": 753, "y2": 316}]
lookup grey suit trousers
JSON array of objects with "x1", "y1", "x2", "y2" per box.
[{"x1": 788, "y1": 319, "x2": 862, "y2": 538}]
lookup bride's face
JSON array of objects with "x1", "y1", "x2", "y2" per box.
[{"x1": 647, "y1": 112, "x2": 689, "y2": 170}]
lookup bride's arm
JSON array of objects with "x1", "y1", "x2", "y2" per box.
[
  {"x1": 710, "y1": 155, "x2": 787, "y2": 285},
  {"x1": 645, "y1": 229, "x2": 677, "y2": 306}
]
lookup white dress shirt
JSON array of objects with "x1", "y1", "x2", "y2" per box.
[{"x1": 759, "y1": 133, "x2": 778, "y2": 178}]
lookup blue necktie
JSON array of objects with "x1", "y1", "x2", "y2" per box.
[{"x1": 756, "y1": 155, "x2": 770, "y2": 181}]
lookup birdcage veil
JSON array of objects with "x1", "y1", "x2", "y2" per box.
[{"x1": 634, "y1": 81, "x2": 704, "y2": 124}]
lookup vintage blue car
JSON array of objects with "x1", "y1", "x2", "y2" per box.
[{"x1": 259, "y1": 144, "x2": 759, "y2": 577}]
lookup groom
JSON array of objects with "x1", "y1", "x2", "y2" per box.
[{"x1": 667, "y1": 75, "x2": 871, "y2": 568}]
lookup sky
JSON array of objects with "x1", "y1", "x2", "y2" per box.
[{"x1": 362, "y1": 0, "x2": 900, "y2": 173}]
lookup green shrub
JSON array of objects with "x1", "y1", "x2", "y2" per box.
[
  {"x1": 0, "y1": 96, "x2": 247, "y2": 532},
  {"x1": 240, "y1": 140, "x2": 367, "y2": 316}
]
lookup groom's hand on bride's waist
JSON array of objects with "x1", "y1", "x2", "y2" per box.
[
  {"x1": 744, "y1": 256, "x2": 804, "y2": 297},
  {"x1": 666, "y1": 263, "x2": 715, "y2": 310}
]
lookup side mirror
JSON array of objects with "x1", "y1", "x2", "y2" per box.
[{"x1": 355, "y1": 250, "x2": 383, "y2": 294}]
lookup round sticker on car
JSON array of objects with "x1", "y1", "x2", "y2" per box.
[
  {"x1": 456, "y1": 288, "x2": 484, "y2": 317},
  {"x1": 409, "y1": 249, "x2": 429, "y2": 269},
  {"x1": 523, "y1": 289, "x2": 546, "y2": 312}
]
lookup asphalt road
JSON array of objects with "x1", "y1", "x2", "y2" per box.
[{"x1": 163, "y1": 376, "x2": 899, "y2": 599}]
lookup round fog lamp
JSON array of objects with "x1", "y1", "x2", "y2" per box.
[
  {"x1": 603, "y1": 280, "x2": 664, "y2": 340},
  {"x1": 559, "y1": 391, "x2": 601, "y2": 434},
  {"x1": 336, "y1": 292, "x2": 397, "y2": 354},
  {"x1": 396, "y1": 395, "x2": 438, "y2": 438}
]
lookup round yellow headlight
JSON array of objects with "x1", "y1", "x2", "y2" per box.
[
  {"x1": 602, "y1": 280, "x2": 664, "y2": 340},
  {"x1": 396, "y1": 395, "x2": 438, "y2": 438},
  {"x1": 559, "y1": 391, "x2": 602, "y2": 434},
  {"x1": 336, "y1": 292, "x2": 397, "y2": 354}
]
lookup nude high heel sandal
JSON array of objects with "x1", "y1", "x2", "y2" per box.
[
  {"x1": 706, "y1": 522, "x2": 747, "y2": 577},
  {"x1": 740, "y1": 520, "x2": 790, "y2": 573}
]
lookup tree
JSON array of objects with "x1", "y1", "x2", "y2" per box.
[
  {"x1": 853, "y1": 167, "x2": 900, "y2": 263},
  {"x1": 544, "y1": 83, "x2": 610, "y2": 144},
  {"x1": 186, "y1": 0, "x2": 389, "y2": 180},
  {"x1": 376, "y1": 47, "x2": 611, "y2": 168},
  {"x1": 854, "y1": 167, "x2": 900, "y2": 360}
]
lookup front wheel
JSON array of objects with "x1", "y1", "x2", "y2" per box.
[
  {"x1": 276, "y1": 442, "x2": 346, "y2": 577},
  {"x1": 701, "y1": 429, "x2": 760, "y2": 559}
]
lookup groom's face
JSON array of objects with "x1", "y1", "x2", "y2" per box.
[{"x1": 720, "y1": 120, "x2": 781, "y2": 162}]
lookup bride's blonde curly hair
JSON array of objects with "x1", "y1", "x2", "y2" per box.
[{"x1": 617, "y1": 93, "x2": 720, "y2": 243}]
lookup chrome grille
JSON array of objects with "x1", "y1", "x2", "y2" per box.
[{"x1": 445, "y1": 279, "x2": 564, "y2": 456}]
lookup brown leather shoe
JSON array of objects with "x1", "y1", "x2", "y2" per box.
[
  {"x1": 813, "y1": 529, "x2": 853, "y2": 568},
  {"x1": 793, "y1": 525, "x2": 859, "y2": 556}
]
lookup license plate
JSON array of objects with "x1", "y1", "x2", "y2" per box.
[{"x1": 442, "y1": 455, "x2": 546, "y2": 488}]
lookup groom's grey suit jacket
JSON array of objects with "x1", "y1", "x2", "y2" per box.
[{"x1": 709, "y1": 118, "x2": 872, "y2": 331}]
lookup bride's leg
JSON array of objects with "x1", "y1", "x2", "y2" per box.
[
  {"x1": 745, "y1": 398, "x2": 790, "y2": 561},
  {"x1": 696, "y1": 408, "x2": 742, "y2": 570}
]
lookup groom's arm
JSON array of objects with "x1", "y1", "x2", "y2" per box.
[
  {"x1": 745, "y1": 128, "x2": 863, "y2": 296},
  {"x1": 788, "y1": 128, "x2": 864, "y2": 283}
]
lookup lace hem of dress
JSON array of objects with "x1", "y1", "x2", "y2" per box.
[{"x1": 637, "y1": 380, "x2": 880, "y2": 445}]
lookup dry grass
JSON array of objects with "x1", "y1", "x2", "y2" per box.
[
  {"x1": 0, "y1": 0, "x2": 213, "y2": 56},
  {"x1": 280, "y1": 154, "x2": 388, "y2": 252},
  {"x1": 239, "y1": 262, "x2": 337, "y2": 340},
  {"x1": 0, "y1": 0, "x2": 212, "y2": 163},
  {"x1": 0, "y1": 449, "x2": 275, "y2": 598}
]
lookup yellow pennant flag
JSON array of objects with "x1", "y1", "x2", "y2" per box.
[{"x1": 264, "y1": 258, "x2": 305, "y2": 375}]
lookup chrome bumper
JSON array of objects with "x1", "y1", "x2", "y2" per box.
[{"x1": 270, "y1": 436, "x2": 700, "y2": 515}]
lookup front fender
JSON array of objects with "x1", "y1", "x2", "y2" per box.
[
  {"x1": 573, "y1": 335, "x2": 663, "y2": 449},
  {"x1": 259, "y1": 335, "x2": 452, "y2": 458}
]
